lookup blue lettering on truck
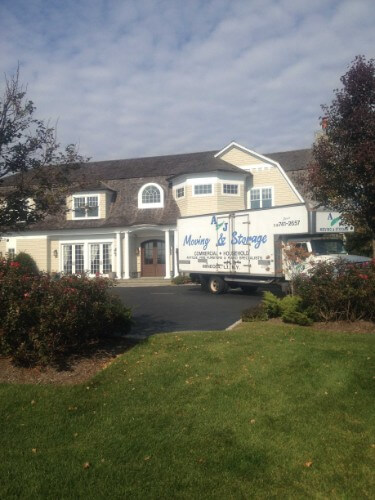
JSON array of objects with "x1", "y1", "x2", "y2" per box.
[
  {"x1": 183, "y1": 235, "x2": 210, "y2": 250},
  {"x1": 231, "y1": 231, "x2": 267, "y2": 249},
  {"x1": 183, "y1": 231, "x2": 267, "y2": 249}
]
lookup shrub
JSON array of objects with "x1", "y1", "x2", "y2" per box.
[
  {"x1": 261, "y1": 291, "x2": 314, "y2": 326},
  {"x1": 280, "y1": 295, "x2": 303, "y2": 315},
  {"x1": 13, "y1": 252, "x2": 39, "y2": 275},
  {"x1": 282, "y1": 310, "x2": 313, "y2": 326},
  {"x1": 242, "y1": 304, "x2": 268, "y2": 322},
  {"x1": 293, "y1": 259, "x2": 375, "y2": 322},
  {"x1": 171, "y1": 274, "x2": 191, "y2": 285},
  {"x1": 0, "y1": 263, "x2": 132, "y2": 366},
  {"x1": 263, "y1": 291, "x2": 282, "y2": 317}
]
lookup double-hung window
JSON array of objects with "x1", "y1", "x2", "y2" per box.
[
  {"x1": 223, "y1": 184, "x2": 239, "y2": 195},
  {"x1": 176, "y1": 187, "x2": 185, "y2": 199},
  {"x1": 194, "y1": 184, "x2": 212, "y2": 195},
  {"x1": 250, "y1": 187, "x2": 273, "y2": 209},
  {"x1": 73, "y1": 195, "x2": 99, "y2": 219}
]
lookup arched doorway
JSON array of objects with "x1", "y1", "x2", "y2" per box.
[{"x1": 141, "y1": 240, "x2": 165, "y2": 277}]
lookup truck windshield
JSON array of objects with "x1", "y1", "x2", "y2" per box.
[{"x1": 311, "y1": 239, "x2": 347, "y2": 255}]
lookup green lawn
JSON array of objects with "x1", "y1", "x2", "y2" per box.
[{"x1": 1, "y1": 323, "x2": 374, "y2": 499}]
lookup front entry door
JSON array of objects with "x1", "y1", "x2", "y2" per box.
[{"x1": 141, "y1": 240, "x2": 165, "y2": 277}]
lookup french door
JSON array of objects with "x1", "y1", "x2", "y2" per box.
[
  {"x1": 63, "y1": 244, "x2": 84, "y2": 274},
  {"x1": 141, "y1": 240, "x2": 165, "y2": 277},
  {"x1": 62, "y1": 243, "x2": 112, "y2": 275},
  {"x1": 89, "y1": 243, "x2": 112, "y2": 275}
]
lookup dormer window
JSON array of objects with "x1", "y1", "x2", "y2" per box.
[
  {"x1": 138, "y1": 183, "x2": 164, "y2": 208},
  {"x1": 73, "y1": 194, "x2": 99, "y2": 219}
]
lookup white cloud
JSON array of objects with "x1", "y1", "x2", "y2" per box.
[{"x1": 0, "y1": 0, "x2": 374, "y2": 160}]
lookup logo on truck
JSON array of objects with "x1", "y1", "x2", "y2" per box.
[{"x1": 182, "y1": 215, "x2": 268, "y2": 250}]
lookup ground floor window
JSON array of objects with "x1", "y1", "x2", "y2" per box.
[
  {"x1": 62, "y1": 242, "x2": 112, "y2": 275},
  {"x1": 89, "y1": 243, "x2": 112, "y2": 274},
  {"x1": 63, "y1": 244, "x2": 84, "y2": 274}
]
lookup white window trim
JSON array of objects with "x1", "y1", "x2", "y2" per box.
[
  {"x1": 192, "y1": 183, "x2": 214, "y2": 197},
  {"x1": 72, "y1": 193, "x2": 101, "y2": 220},
  {"x1": 249, "y1": 186, "x2": 274, "y2": 209},
  {"x1": 175, "y1": 186, "x2": 185, "y2": 199},
  {"x1": 138, "y1": 183, "x2": 164, "y2": 209},
  {"x1": 221, "y1": 182, "x2": 240, "y2": 196},
  {"x1": 59, "y1": 239, "x2": 114, "y2": 276}
]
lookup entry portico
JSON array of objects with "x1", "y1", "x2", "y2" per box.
[{"x1": 118, "y1": 226, "x2": 177, "y2": 279}]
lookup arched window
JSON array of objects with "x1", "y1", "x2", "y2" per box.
[
  {"x1": 142, "y1": 185, "x2": 161, "y2": 204},
  {"x1": 138, "y1": 183, "x2": 164, "y2": 208}
]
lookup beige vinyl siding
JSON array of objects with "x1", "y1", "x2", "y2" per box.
[
  {"x1": 50, "y1": 239, "x2": 59, "y2": 273},
  {"x1": 179, "y1": 183, "x2": 246, "y2": 216},
  {"x1": 183, "y1": 185, "x2": 219, "y2": 216},
  {"x1": 251, "y1": 168, "x2": 300, "y2": 205},
  {"x1": 220, "y1": 146, "x2": 262, "y2": 167},
  {"x1": 217, "y1": 184, "x2": 246, "y2": 212},
  {"x1": 0, "y1": 239, "x2": 6, "y2": 257},
  {"x1": 175, "y1": 190, "x2": 188, "y2": 216},
  {"x1": 99, "y1": 193, "x2": 107, "y2": 218},
  {"x1": 17, "y1": 238, "x2": 48, "y2": 272}
]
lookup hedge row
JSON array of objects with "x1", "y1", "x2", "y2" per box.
[{"x1": 0, "y1": 258, "x2": 132, "y2": 366}]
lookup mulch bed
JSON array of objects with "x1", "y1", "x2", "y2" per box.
[
  {"x1": 0, "y1": 337, "x2": 137, "y2": 386},
  {"x1": 265, "y1": 318, "x2": 375, "y2": 334}
]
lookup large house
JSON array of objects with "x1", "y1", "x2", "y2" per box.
[{"x1": 0, "y1": 142, "x2": 312, "y2": 279}]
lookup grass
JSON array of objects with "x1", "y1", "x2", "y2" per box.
[{"x1": 0, "y1": 323, "x2": 374, "y2": 499}]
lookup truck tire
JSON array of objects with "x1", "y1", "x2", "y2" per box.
[
  {"x1": 241, "y1": 285, "x2": 258, "y2": 294},
  {"x1": 208, "y1": 276, "x2": 228, "y2": 294}
]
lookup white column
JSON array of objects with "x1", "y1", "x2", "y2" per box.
[
  {"x1": 124, "y1": 231, "x2": 130, "y2": 279},
  {"x1": 174, "y1": 229, "x2": 179, "y2": 277},
  {"x1": 116, "y1": 232, "x2": 122, "y2": 278},
  {"x1": 164, "y1": 229, "x2": 170, "y2": 279}
]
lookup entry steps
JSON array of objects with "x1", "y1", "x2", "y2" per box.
[{"x1": 116, "y1": 277, "x2": 173, "y2": 287}]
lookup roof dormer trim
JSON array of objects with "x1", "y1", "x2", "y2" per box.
[{"x1": 215, "y1": 142, "x2": 304, "y2": 203}]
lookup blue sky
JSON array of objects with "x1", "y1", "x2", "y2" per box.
[{"x1": 1, "y1": 0, "x2": 374, "y2": 161}]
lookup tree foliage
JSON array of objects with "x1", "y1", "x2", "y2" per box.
[
  {"x1": 307, "y1": 56, "x2": 375, "y2": 240},
  {"x1": 0, "y1": 67, "x2": 87, "y2": 234}
]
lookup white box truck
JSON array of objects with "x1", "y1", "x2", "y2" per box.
[{"x1": 177, "y1": 203, "x2": 369, "y2": 293}]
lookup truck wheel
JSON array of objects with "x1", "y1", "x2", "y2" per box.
[
  {"x1": 241, "y1": 285, "x2": 258, "y2": 294},
  {"x1": 208, "y1": 276, "x2": 228, "y2": 294}
]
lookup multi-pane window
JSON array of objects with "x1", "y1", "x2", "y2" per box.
[
  {"x1": 261, "y1": 188, "x2": 272, "y2": 208},
  {"x1": 142, "y1": 186, "x2": 161, "y2": 204},
  {"x1": 89, "y1": 243, "x2": 112, "y2": 275},
  {"x1": 176, "y1": 187, "x2": 185, "y2": 198},
  {"x1": 7, "y1": 248, "x2": 15, "y2": 259},
  {"x1": 223, "y1": 184, "x2": 238, "y2": 195},
  {"x1": 63, "y1": 245, "x2": 73, "y2": 274},
  {"x1": 75, "y1": 245, "x2": 85, "y2": 273},
  {"x1": 63, "y1": 244, "x2": 84, "y2": 274},
  {"x1": 194, "y1": 184, "x2": 212, "y2": 195},
  {"x1": 63, "y1": 243, "x2": 112, "y2": 275},
  {"x1": 102, "y1": 243, "x2": 112, "y2": 274},
  {"x1": 250, "y1": 188, "x2": 273, "y2": 209},
  {"x1": 73, "y1": 195, "x2": 99, "y2": 218}
]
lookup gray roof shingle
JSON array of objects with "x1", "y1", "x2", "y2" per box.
[{"x1": 2, "y1": 147, "x2": 313, "y2": 231}]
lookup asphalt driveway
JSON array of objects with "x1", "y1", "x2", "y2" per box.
[{"x1": 112, "y1": 284, "x2": 262, "y2": 336}]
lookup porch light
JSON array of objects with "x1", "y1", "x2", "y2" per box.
[{"x1": 53, "y1": 249, "x2": 58, "y2": 258}]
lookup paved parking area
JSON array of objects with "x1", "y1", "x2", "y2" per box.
[{"x1": 112, "y1": 284, "x2": 262, "y2": 336}]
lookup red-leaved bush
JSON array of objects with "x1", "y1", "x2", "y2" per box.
[
  {"x1": 292, "y1": 259, "x2": 375, "y2": 322},
  {"x1": 0, "y1": 259, "x2": 132, "y2": 366}
]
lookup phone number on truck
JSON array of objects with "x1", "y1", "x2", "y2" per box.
[{"x1": 273, "y1": 220, "x2": 300, "y2": 228}]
